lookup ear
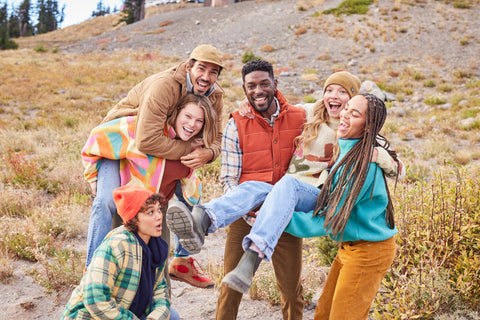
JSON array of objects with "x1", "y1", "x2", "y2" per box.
[{"x1": 185, "y1": 62, "x2": 191, "y2": 73}]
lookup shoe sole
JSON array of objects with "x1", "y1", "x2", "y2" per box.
[
  {"x1": 221, "y1": 272, "x2": 250, "y2": 294},
  {"x1": 166, "y1": 202, "x2": 203, "y2": 254},
  {"x1": 169, "y1": 273, "x2": 214, "y2": 289}
]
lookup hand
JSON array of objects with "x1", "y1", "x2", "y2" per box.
[
  {"x1": 190, "y1": 138, "x2": 204, "y2": 150},
  {"x1": 371, "y1": 147, "x2": 378, "y2": 162},
  {"x1": 89, "y1": 181, "x2": 97, "y2": 197},
  {"x1": 181, "y1": 148, "x2": 214, "y2": 169},
  {"x1": 239, "y1": 99, "x2": 254, "y2": 119}
]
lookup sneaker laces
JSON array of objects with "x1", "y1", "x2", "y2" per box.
[{"x1": 188, "y1": 257, "x2": 209, "y2": 277}]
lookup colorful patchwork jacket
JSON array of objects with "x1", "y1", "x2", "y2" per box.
[{"x1": 81, "y1": 116, "x2": 201, "y2": 205}]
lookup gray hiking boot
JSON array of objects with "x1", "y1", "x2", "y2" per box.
[
  {"x1": 221, "y1": 249, "x2": 262, "y2": 294},
  {"x1": 166, "y1": 200, "x2": 211, "y2": 254}
]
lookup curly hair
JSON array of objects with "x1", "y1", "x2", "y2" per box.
[
  {"x1": 124, "y1": 193, "x2": 165, "y2": 233},
  {"x1": 241, "y1": 59, "x2": 274, "y2": 82}
]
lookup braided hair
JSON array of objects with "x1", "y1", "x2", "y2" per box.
[{"x1": 313, "y1": 93, "x2": 397, "y2": 237}]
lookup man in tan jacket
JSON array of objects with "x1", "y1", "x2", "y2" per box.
[{"x1": 85, "y1": 44, "x2": 224, "y2": 289}]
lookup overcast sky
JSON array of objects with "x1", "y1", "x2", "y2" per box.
[{"x1": 8, "y1": 0, "x2": 124, "y2": 27}]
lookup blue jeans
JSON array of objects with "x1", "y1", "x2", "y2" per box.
[
  {"x1": 86, "y1": 161, "x2": 191, "y2": 267},
  {"x1": 204, "y1": 181, "x2": 274, "y2": 231},
  {"x1": 86, "y1": 159, "x2": 120, "y2": 267},
  {"x1": 242, "y1": 175, "x2": 320, "y2": 261}
]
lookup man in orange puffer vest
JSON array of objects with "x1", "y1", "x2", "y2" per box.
[{"x1": 216, "y1": 59, "x2": 306, "y2": 320}]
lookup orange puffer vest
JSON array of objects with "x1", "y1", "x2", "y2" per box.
[{"x1": 231, "y1": 90, "x2": 305, "y2": 185}]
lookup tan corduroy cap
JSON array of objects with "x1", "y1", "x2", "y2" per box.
[
  {"x1": 189, "y1": 44, "x2": 224, "y2": 69},
  {"x1": 324, "y1": 71, "x2": 361, "y2": 98}
]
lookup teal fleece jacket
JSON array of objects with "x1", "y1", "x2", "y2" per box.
[{"x1": 285, "y1": 138, "x2": 397, "y2": 242}]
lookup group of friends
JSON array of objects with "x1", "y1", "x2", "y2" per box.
[{"x1": 61, "y1": 44, "x2": 404, "y2": 320}]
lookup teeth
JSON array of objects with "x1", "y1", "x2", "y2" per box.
[{"x1": 184, "y1": 127, "x2": 194, "y2": 133}]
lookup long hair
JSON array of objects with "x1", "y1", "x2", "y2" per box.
[
  {"x1": 313, "y1": 93, "x2": 397, "y2": 237},
  {"x1": 167, "y1": 93, "x2": 219, "y2": 148},
  {"x1": 294, "y1": 99, "x2": 330, "y2": 151}
]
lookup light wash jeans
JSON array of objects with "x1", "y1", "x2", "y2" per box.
[
  {"x1": 242, "y1": 175, "x2": 320, "y2": 261},
  {"x1": 85, "y1": 160, "x2": 191, "y2": 267},
  {"x1": 86, "y1": 159, "x2": 120, "y2": 267},
  {"x1": 204, "y1": 176, "x2": 318, "y2": 260},
  {"x1": 203, "y1": 181, "x2": 274, "y2": 231}
]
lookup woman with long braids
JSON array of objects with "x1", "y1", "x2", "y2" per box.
[{"x1": 222, "y1": 93, "x2": 399, "y2": 320}]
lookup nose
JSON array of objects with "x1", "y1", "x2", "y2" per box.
[
  {"x1": 199, "y1": 71, "x2": 209, "y2": 81},
  {"x1": 254, "y1": 85, "x2": 263, "y2": 95}
]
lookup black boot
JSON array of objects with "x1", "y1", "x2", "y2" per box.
[{"x1": 221, "y1": 249, "x2": 262, "y2": 294}]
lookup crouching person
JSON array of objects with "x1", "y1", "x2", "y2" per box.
[{"x1": 62, "y1": 185, "x2": 180, "y2": 320}]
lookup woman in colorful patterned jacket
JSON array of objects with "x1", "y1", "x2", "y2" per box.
[
  {"x1": 81, "y1": 93, "x2": 219, "y2": 279},
  {"x1": 62, "y1": 185, "x2": 179, "y2": 320}
]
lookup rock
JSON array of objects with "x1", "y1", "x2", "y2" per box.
[
  {"x1": 388, "y1": 107, "x2": 407, "y2": 117},
  {"x1": 360, "y1": 80, "x2": 387, "y2": 101},
  {"x1": 459, "y1": 118, "x2": 475, "y2": 129}
]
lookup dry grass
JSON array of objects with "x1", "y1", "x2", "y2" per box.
[{"x1": 1, "y1": 1, "x2": 479, "y2": 317}]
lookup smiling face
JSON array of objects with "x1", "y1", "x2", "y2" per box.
[
  {"x1": 186, "y1": 60, "x2": 220, "y2": 95},
  {"x1": 136, "y1": 201, "x2": 163, "y2": 244},
  {"x1": 337, "y1": 95, "x2": 368, "y2": 139},
  {"x1": 243, "y1": 70, "x2": 277, "y2": 118},
  {"x1": 323, "y1": 84, "x2": 351, "y2": 119},
  {"x1": 175, "y1": 102, "x2": 205, "y2": 141}
]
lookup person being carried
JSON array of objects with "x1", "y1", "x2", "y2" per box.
[
  {"x1": 82, "y1": 93, "x2": 218, "y2": 288},
  {"x1": 61, "y1": 185, "x2": 180, "y2": 320},
  {"x1": 85, "y1": 44, "x2": 225, "y2": 289},
  {"x1": 166, "y1": 71, "x2": 402, "y2": 259},
  {"x1": 224, "y1": 93, "x2": 399, "y2": 320}
]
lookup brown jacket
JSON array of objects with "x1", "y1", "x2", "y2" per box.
[{"x1": 102, "y1": 61, "x2": 224, "y2": 160}]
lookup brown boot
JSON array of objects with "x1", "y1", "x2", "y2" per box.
[
  {"x1": 168, "y1": 257, "x2": 214, "y2": 289},
  {"x1": 221, "y1": 249, "x2": 262, "y2": 294}
]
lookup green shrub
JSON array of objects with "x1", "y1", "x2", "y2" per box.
[
  {"x1": 33, "y1": 44, "x2": 49, "y2": 53},
  {"x1": 323, "y1": 0, "x2": 373, "y2": 16},
  {"x1": 241, "y1": 50, "x2": 262, "y2": 63},
  {"x1": 374, "y1": 165, "x2": 480, "y2": 317},
  {"x1": 314, "y1": 236, "x2": 338, "y2": 265}
]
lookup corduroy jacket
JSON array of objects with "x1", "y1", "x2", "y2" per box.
[{"x1": 102, "y1": 61, "x2": 224, "y2": 161}]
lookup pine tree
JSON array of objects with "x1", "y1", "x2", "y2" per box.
[
  {"x1": 92, "y1": 0, "x2": 110, "y2": 17},
  {"x1": 18, "y1": 0, "x2": 33, "y2": 36},
  {"x1": 0, "y1": 2, "x2": 18, "y2": 49},
  {"x1": 8, "y1": 4, "x2": 20, "y2": 38},
  {"x1": 119, "y1": 0, "x2": 145, "y2": 25},
  {"x1": 36, "y1": 0, "x2": 64, "y2": 34}
]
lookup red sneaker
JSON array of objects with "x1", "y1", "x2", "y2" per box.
[{"x1": 168, "y1": 257, "x2": 214, "y2": 289}]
